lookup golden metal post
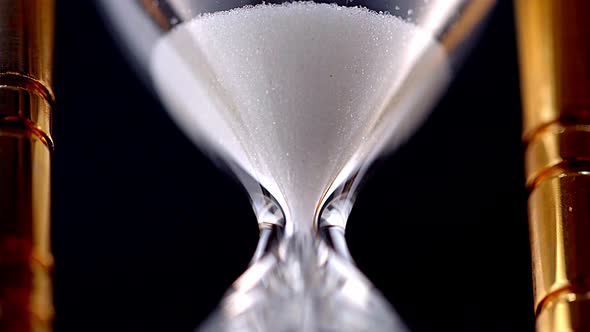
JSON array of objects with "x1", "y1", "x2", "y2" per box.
[
  {"x1": 0, "y1": 0, "x2": 55, "y2": 331},
  {"x1": 515, "y1": 1, "x2": 590, "y2": 331}
]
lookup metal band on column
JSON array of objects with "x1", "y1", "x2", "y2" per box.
[
  {"x1": 0, "y1": 0, "x2": 55, "y2": 331},
  {"x1": 515, "y1": 1, "x2": 590, "y2": 330}
]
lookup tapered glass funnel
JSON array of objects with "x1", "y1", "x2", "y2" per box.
[{"x1": 99, "y1": 1, "x2": 495, "y2": 331}]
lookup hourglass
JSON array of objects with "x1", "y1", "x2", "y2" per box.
[{"x1": 99, "y1": 1, "x2": 495, "y2": 331}]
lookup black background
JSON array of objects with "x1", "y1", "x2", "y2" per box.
[{"x1": 52, "y1": 1, "x2": 534, "y2": 331}]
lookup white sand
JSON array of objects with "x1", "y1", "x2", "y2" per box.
[{"x1": 151, "y1": 2, "x2": 450, "y2": 233}]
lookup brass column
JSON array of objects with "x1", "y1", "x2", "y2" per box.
[
  {"x1": 0, "y1": 0, "x2": 55, "y2": 331},
  {"x1": 515, "y1": 1, "x2": 590, "y2": 331}
]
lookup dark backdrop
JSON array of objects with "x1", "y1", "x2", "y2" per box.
[{"x1": 52, "y1": 1, "x2": 534, "y2": 331}]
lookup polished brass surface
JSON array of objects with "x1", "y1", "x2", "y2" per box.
[
  {"x1": 536, "y1": 290, "x2": 590, "y2": 332},
  {"x1": 0, "y1": 0, "x2": 54, "y2": 93},
  {"x1": 515, "y1": 0, "x2": 590, "y2": 331},
  {"x1": 0, "y1": 0, "x2": 54, "y2": 331}
]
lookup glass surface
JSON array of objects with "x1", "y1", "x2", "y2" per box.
[{"x1": 98, "y1": 1, "x2": 495, "y2": 331}]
